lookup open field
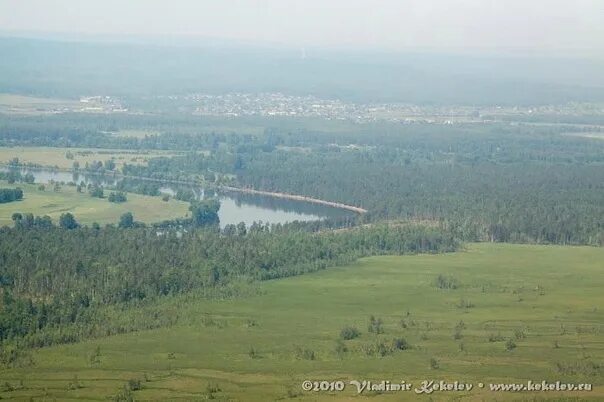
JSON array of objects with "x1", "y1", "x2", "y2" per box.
[
  {"x1": 1, "y1": 243, "x2": 602, "y2": 401},
  {"x1": 0, "y1": 181, "x2": 189, "y2": 226},
  {"x1": 0, "y1": 146, "x2": 179, "y2": 170},
  {"x1": 0, "y1": 93, "x2": 80, "y2": 115}
]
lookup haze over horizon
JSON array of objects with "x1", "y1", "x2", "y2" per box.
[{"x1": 1, "y1": 0, "x2": 603, "y2": 56}]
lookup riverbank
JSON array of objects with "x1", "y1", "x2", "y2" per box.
[{"x1": 0, "y1": 164, "x2": 368, "y2": 214}]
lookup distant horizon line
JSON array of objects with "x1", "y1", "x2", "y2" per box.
[{"x1": 1, "y1": 29, "x2": 602, "y2": 59}]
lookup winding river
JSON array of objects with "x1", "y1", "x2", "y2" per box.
[{"x1": 1, "y1": 167, "x2": 354, "y2": 227}]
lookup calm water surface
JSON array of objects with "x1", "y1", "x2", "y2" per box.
[{"x1": 2, "y1": 167, "x2": 352, "y2": 227}]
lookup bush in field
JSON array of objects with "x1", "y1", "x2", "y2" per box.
[
  {"x1": 340, "y1": 326, "x2": 360, "y2": 340},
  {"x1": 391, "y1": 337, "x2": 411, "y2": 351},
  {"x1": 89, "y1": 185, "x2": 104, "y2": 198},
  {"x1": 456, "y1": 299, "x2": 475, "y2": 309},
  {"x1": 127, "y1": 378, "x2": 142, "y2": 391},
  {"x1": 334, "y1": 339, "x2": 348, "y2": 358},
  {"x1": 108, "y1": 191, "x2": 127, "y2": 203},
  {"x1": 361, "y1": 342, "x2": 388, "y2": 357},
  {"x1": 488, "y1": 332, "x2": 505, "y2": 342},
  {"x1": 67, "y1": 375, "x2": 82, "y2": 390},
  {"x1": 294, "y1": 346, "x2": 315, "y2": 360},
  {"x1": 248, "y1": 346, "x2": 260, "y2": 359},
  {"x1": 113, "y1": 386, "x2": 134, "y2": 402},
  {"x1": 435, "y1": 274, "x2": 459, "y2": 289},
  {"x1": 368, "y1": 315, "x2": 384, "y2": 334}
]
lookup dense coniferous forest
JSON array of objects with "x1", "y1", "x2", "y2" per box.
[
  {"x1": 120, "y1": 124, "x2": 604, "y2": 245},
  {"x1": 0, "y1": 221, "x2": 456, "y2": 361}
]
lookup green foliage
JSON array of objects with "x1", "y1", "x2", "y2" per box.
[
  {"x1": 116, "y1": 178, "x2": 160, "y2": 196},
  {"x1": 189, "y1": 199, "x2": 220, "y2": 227},
  {"x1": 58, "y1": 212, "x2": 79, "y2": 229},
  {"x1": 435, "y1": 274, "x2": 459, "y2": 290},
  {"x1": 0, "y1": 187, "x2": 23, "y2": 203},
  {"x1": 514, "y1": 328, "x2": 526, "y2": 340},
  {"x1": 175, "y1": 188, "x2": 196, "y2": 202},
  {"x1": 118, "y1": 212, "x2": 134, "y2": 229},
  {"x1": 361, "y1": 340, "x2": 402, "y2": 357},
  {"x1": 113, "y1": 385, "x2": 134, "y2": 402},
  {"x1": 88, "y1": 185, "x2": 104, "y2": 198},
  {"x1": 505, "y1": 338, "x2": 517, "y2": 351},
  {"x1": 248, "y1": 346, "x2": 259, "y2": 359},
  {"x1": 339, "y1": 326, "x2": 360, "y2": 340},
  {"x1": 334, "y1": 339, "x2": 348, "y2": 357},
  {"x1": 127, "y1": 378, "x2": 141, "y2": 391},
  {"x1": 0, "y1": 223, "x2": 457, "y2": 348},
  {"x1": 108, "y1": 191, "x2": 127, "y2": 203},
  {"x1": 23, "y1": 173, "x2": 35, "y2": 184},
  {"x1": 391, "y1": 337, "x2": 411, "y2": 351},
  {"x1": 488, "y1": 332, "x2": 505, "y2": 342},
  {"x1": 456, "y1": 299, "x2": 475, "y2": 309},
  {"x1": 67, "y1": 375, "x2": 82, "y2": 390},
  {"x1": 2, "y1": 112, "x2": 603, "y2": 245},
  {"x1": 105, "y1": 159, "x2": 116, "y2": 171},
  {"x1": 293, "y1": 346, "x2": 315, "y2": 360},
  {"x1": 367, "y1": 315, "x2": 384, "y2": 334},
  {"x1": 1, "y1": 244, "x2": 603, "y2": 400},
  {"x1": 453, "y1": 328, "x2": 463, "y2": 340}
]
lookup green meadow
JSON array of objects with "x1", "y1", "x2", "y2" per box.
[
  {"x1": 0, "y1": 181, "x2": 189, "y2": 226},
  {"x1": 1, "y1": 243, "x2": 602, "y2": 401},
  {"x1": 0, "y1": 146, "x2": 178, "y2": 170}
]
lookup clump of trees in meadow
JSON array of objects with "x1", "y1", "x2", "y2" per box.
[
  {"x1": 0, "y1": 188, "x2": 23, "y2": 203},
  {"x1": 108, "y1": 191, "x2": 127, "y2": 203}
]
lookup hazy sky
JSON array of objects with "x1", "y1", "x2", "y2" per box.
[{"x1": 1, "y1": 0, "x2": 602, "y2": 52}]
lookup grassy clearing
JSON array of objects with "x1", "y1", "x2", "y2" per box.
[
  {"x1": 1, "y1": 243, "x2": 602, "y2": 400},
  {"x1": 0, "y1": 146, "x2": 179, "y2": 169},
  {"x1": 0, "y1": 93, "x2": 79, "y2": 114},
  {"x1": 0, "y1": 181, "x2": 189, "y2": 226}
]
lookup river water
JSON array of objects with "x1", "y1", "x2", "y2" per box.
[{"x1": 2, "y1": 167, "x2": 352, "y2": 227}]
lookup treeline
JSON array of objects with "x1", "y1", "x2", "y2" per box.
[
  {"x1": 234, "y1": 151, "x2": 604, "y2": 245},
  {"x1": 0, "y1": 170, "x2": 35, "y2": 185},
  {"x1": 0, "y1": 222, "x2": 457, "y2": 353},
  {"x1": 3, "y1": 114, "x2": 604, "y2": 245},
  {"x1": 0, "y1": 188, "x2": 23, "y2": 203},
  {"x1": 121, "y1": 130, "x2": 604, "y2": 246}
]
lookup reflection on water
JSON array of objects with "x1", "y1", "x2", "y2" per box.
[
  {"x1": 226, "y1": 191, "x2": 352, "y2": 219},
  {"x1": 2, "y1": 167, "x2": 352, "y2": 227}
]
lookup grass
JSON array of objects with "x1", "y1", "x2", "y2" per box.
[
  {"x1": 0, "y1": 181, "x2": 189, "y2": 226},
  {"x1": 0, "y1": 93, "x2": 79, "y2": 114},
  {"x1": 0, "y1": 146, "x2": 179, "y2": 170},
  {"x1": 1, "y1": 243, "x2": 603, "y2": 400}
]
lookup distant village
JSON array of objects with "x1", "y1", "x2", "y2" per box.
[{"x1": 67, "y1": 93, "x2": 604, "y2": 125}]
